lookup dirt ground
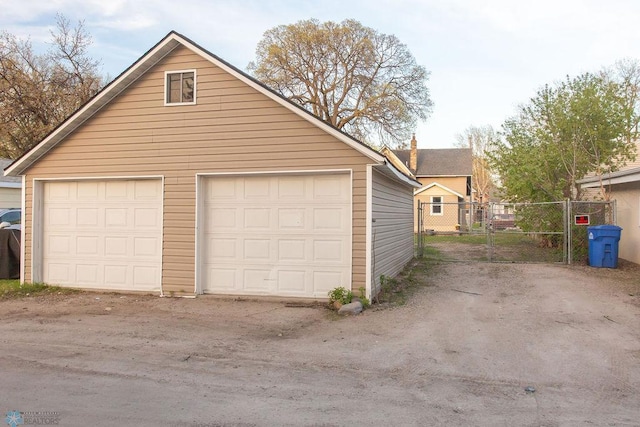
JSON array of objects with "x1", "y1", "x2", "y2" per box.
[{"x1": 1, "y1": 260, "x2": 639, "y2": 426}]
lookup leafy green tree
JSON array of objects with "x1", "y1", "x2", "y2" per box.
[
  {"x1": 490, "y1": 70, "x2": 639, "y2": 203},
  {"x1": 0, "y1": 14, "x2": 103, "y2": 158},
  {"x1": 248, "y1": 19, "x2": 433, "y2": 147}
]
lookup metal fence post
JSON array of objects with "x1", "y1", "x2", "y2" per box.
[
  {"x1": 417, "y1": 201, "x2": 423, "y2": 257},
  {"x1": 565, "y1": 199, "x2": 570, "y2": 265}
]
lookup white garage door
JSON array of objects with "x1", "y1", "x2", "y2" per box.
[
  {"x1": 201, "y1": 173, "x2": 351, "y2": 297},
  {"x1": 41, "y1": 179, "x2": 162, "y2": 291}
]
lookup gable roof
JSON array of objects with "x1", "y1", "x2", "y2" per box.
[
  {"x1": 414, "y1": 182, "x2": 465, "y2": 198},
  {"x1": 0, "y1": 159, "x2": 21, "y2": 187},
  {"x1": 4, "y1": 31, "x2": 418, "y2": 187},
  {"x1": 393, "y1": 148, "x2": 472, "y2": 177}
]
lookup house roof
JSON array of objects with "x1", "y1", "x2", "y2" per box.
[
  {"x1": 578, "y1": 140, "x2": 640, "y2": 188},
  {"x1": 4, "y1": 31, "x2": 419, "y2": 188},
  {"x1": 414, "y1": 182, "x2": 465, "y2": 198},
  {"x1": 393, "y1": 148, "x2": 472, "y2": 177},
  {"x1": 578, "y1": 166, "x2": 640, "y2": 188},
  {"x1": 0, "y1": 159, "x2": 21, "y2": 187}
]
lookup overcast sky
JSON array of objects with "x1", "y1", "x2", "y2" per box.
[{"x1": 3, "y1": 0, "x2": 640, "y2": 148}]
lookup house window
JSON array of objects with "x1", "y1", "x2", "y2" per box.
[
  {"x1": 430, "y1": 196, "x2": 443, "y2": 215},
  {"x1": 165, "y1": 70, "x2": 196, "y2": 105}
]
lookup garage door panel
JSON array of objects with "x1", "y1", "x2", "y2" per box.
[
  {"x1": 209, "y1": 238, "x2": 236, "y2": 258},
  {"x1": 244, "y1": 239, "x2": 270, "y2": 260},
  {"x1": 105, "y1": 181, "x2": 130, "y2": 200},
  {"x1": 134, "y1": 237, "x2": 159, "y2": 257},
  {"x1": 133, "y1": 266, "x2": 160, "y2": 287},
  {"x1": 312, "y1": 270, "x2": 349, "y2": 294},
  {"x1": 46, "y1": 263, "x2": 70, "y2": 284},
  {"x1": 244, "y1": 208, "x2": 270, "y2": 228},
  {"x1": 313, "y1": 240, "x2": 345, "y2": 262},
  {"x1": 244, "y1": 269, "x2": 272, "y2": 291},
  {"x1": 209, "y1": 208, "x2": 236, "y2": 228},
  {"x1": 77, "y1": 181, "x2": 99, "y2": 199},
  {"x1": 104, "y1": 264, "x2": 128, "y2": 286},
  {"x1": 202, "y1": 174, "x2": 351, "y2": 297},
  {"x1": 134, "y1": 180, "x2": 161, "y2": 199},
  {"x1": 278, "y1": 208, "x2": 305, "y2": 229},
  {"x1": 313, "y1": 207, "x2": 349, "y2": 231},
  {"x1": 134, "y1": 208, "x2": 161, "y2": 228},
  {"x1": 77, "y1": 208, "x2": 99, "y2": 226},
  {"x1": 277, "y1": 177, "x2": 305, "y2": 198},
  {"x1": 77, "y1": 236, "x2": 99, "y2": 255},
  {"x1": 41, "y1": 180, "x2": 162, "y2": 291},
  {"x1": 244, "y1": 178, "x2": 270, "y2": 198},
  {"x1": 48, "y1": 207, "x2": 72, "y2": 226},
  {"x1": 277, "y1": 270, "x2": 306, "y2": 293},
  {"x1": 278, "y1": 239, "x2": 305, "y2": 261},
  {"x1": 209, "y1": 268, "x2": 236, "y2": 289},
  {"x1": 76, "y1": 264, "x2": 98, "y2": 284}
]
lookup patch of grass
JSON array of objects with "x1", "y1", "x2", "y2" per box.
[
  {"x1": 0, "y1": 280, "x2": 80, "y2": 300},
  {"x1": 421, "y1": 233, "x2": 488, "y2": 244},
  {"x1": 419, "y1": 232, "x2": 565, "y2": 263},
  {"x1": 374, "y1": 259, "x2": 434, "y2": 307},
  {"x1": 422, "y1": 245, "x2": 444, "y2": 260}
]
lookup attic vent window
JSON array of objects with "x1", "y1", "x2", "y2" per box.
[{"x1": 165, "y1": 70, "x2": 196, "y2": 105}]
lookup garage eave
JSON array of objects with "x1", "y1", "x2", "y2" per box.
[{"x1": 374, "y1": 161, "x2": 422, "y2": 188}]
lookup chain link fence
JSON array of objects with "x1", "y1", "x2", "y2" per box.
[{"x1": 417, "y1": 200, "x2": 616, "y2": 264}]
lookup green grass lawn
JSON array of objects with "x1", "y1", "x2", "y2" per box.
[
  {"x1": 0, "y1": 280, "x2": 79, "y2": 300},
  {"x1": 417, "y1": 232, "x2": 565, "y2": 263}
]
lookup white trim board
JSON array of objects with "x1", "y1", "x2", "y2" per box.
[{"x1": 414, "y1": 182, "x2": 465, "y2": 198}]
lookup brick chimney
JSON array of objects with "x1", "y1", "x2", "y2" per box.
[{"x1": 410, "y1": 134, "x2": 418, "y2": 173}]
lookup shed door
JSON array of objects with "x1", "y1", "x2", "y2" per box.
[
  {"x1": 201, "y1": 173, "x2": 351, "y2": 297},
  {"x1": 41, "y1": 179, "x2": 162, "y2": 291}
]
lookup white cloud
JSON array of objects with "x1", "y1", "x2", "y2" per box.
[{"x1": 3, "y1": 0, "x2": 640, "y2": 147}]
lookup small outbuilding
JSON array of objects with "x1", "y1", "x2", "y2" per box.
[
  {"x1": 0, "y1": 159, "x2": 22, "y2": 209},
  {"x1": 5, "y1": 32, "x2": 418, "y2": 299}
]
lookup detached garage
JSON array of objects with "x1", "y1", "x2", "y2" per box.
[{"x1": 5, "y1": 32, "x2": 418, "y2": 299}]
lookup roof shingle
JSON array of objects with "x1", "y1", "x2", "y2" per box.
[{"x1": 393, "y1": 148, "x2": 472, "y2": 176}]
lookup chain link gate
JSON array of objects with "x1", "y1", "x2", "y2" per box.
[{"x1": 417, "y1": 200, "x2": 616, "y2": 264}]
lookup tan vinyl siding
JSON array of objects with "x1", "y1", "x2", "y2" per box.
[
  {"x1": 606, "y1": 182, "x2": 640, "y2": 264},
  {"x1": 417, "y1": 176, "x2": 467, "y2": 197},
  {"x1": 0, "y1": 187, "x2": 21, "y2": 209},
  {"x1": 371, "y1": 169, "x2": 414, "y2": 296},
  {"x1": 415, "y1": 189, "x2": 461, "y2": 232},
  {"x1": 21, "y1": 45, "x2": 372, "y2": 294}
]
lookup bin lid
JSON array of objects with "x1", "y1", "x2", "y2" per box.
[{"x1": 587, "y1": 225, "x2": 622, "y2": 231}]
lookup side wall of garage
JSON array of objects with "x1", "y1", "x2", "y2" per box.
[
  {"x1": 371, "y1": 169, "x2": 415, "y2": 296},
  {"x1": 21, "y1": 45, "x2": 374, "y2": 295},
  {"x1": 607, "y1": 182, "x2": 640, "y2": 264}
]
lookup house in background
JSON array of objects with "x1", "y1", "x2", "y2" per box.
[
  {"x1": 4, "y1": 31, "x2": 419, "y2": 299},
  {"x1": 578, "y1": 142, "x2": 640, "y2": 265},
  {"x1": 393, "y1": 136, "x2": 473, "y2": 232},
  {"x1": 0, "y1": 159, "x2": 21, "y2": 209}
]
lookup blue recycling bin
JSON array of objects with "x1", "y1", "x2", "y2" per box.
[{"x1": 587, "y1": 225, "x2": 622, "y2": 268}]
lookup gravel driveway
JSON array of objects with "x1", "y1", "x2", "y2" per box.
[{"x1": 1, "y1": 261, "x2": 639, "y2": 426}]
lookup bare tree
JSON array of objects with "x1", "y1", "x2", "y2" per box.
[
  {"x1": 455, "y1": 125, "x2": 498, "y2": 203},
  {"x1": 0, "y1": 14, "x2": 103, "y2": 158},
  {"x1": 248, "y1": 19, "x2": 433, "y2": 147}
]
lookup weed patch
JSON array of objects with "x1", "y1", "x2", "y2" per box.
[{"x1": 0, "y1": 280, "x2": 80, "y2": 300}]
